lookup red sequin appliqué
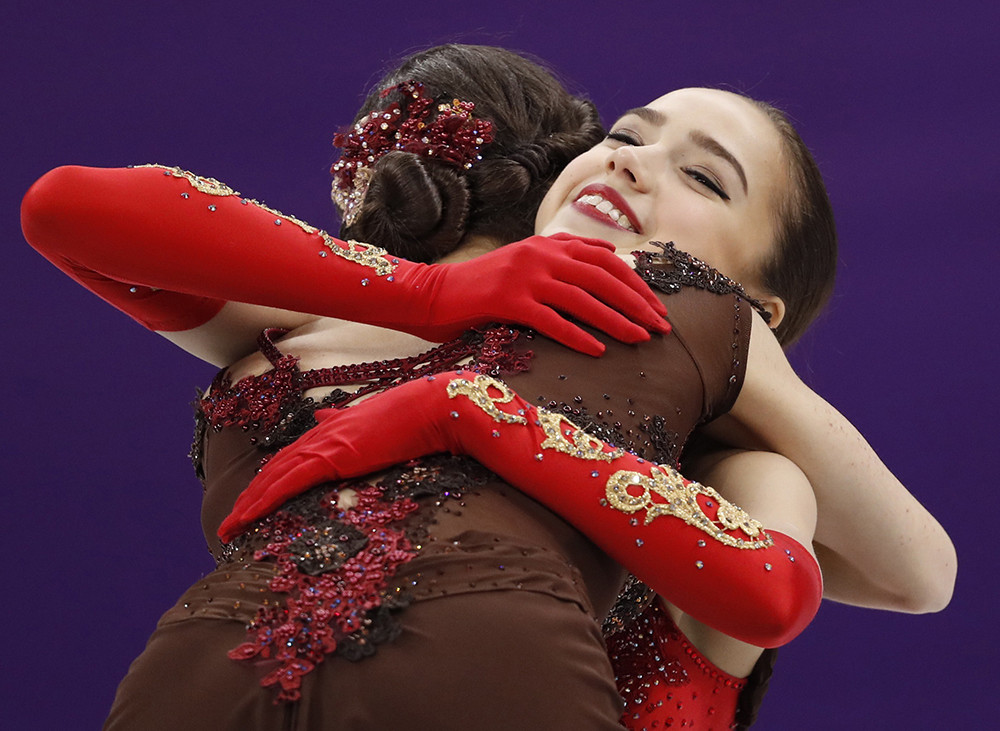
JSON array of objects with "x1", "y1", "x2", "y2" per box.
[
  {"x1": 228, "y1": 485, "x2": 420, "y2": 702},
  {"x1": 608, "y1": 600, "x2": 746, "y2": 730},
  {"x1": 201, "y1": 326, "x2": 535, "y2": 702}
]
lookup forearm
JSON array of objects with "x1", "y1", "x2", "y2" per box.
[
  {"x1": 721, "y1": 320, "x2": 956, "y2": 613},
  {"x1": 226, "y1": 372, "x2": 822, "y2": 647},
  {"x1": 22, "y1": 164, "x2": 668, "y2": 360},
  {"x1": 21, "y1": 164, "x2": 412, "y2": 327}
]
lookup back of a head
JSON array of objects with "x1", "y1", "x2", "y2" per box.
[{"x1": 335, "y1": 44, "x2": 604, "y2": 262}]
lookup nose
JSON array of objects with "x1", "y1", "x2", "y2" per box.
[{"x1": 606, "y1": 146, "x2": 647, "y2": 191}]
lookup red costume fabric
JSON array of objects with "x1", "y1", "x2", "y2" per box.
[
  {"x1": 21, "y1": 164, "x2": 666, "y2": 354},
  {"x1": 25, "y1": 164, "x2": 816, "y2": 728},
  {"x1": 223, "y1": 369, "x2": 821, "y2": 647},
  {"x1": 608, "y1": 598, "x2": 748, "y2": 730}
]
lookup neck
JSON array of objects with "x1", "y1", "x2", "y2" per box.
[{"x1": 434, "y1": 235, "x2": 501, "y2": 264}]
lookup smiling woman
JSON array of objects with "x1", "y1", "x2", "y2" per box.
[
  {"x1": 20, "y1": 41, "x2": 954, "y2": 731},
  {"x1": 536, "y1": 88, "x2": 794, "y2": 328},
  {"x1": 212, "y1": 79, "x2": 954, "y2": 731}
]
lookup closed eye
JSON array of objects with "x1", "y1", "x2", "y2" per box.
[
  {"x1": 606, "y1": 129, "x2": 642, "y2": 146},
  {"x1": 685, "y1": 168, "x2": 730, "y2": 201}
]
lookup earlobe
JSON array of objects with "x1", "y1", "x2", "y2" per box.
[{"x1": 757, "y1": 294, "x2": 786, "y2": 331}]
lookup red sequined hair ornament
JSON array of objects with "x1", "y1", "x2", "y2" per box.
[{"x1": 331, "y1": 81, "x2": 495, "y2": 226}]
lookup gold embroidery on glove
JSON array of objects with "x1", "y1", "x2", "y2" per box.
[
  {"x1": 537, "y1": 411, "x2": 625, "y2": 462},
  {"x1": 134, "y1": 164, "x2": 238, "y2": 196},
  {"x1": 244, "y1": 200, "x2": 397, "y2": 277},
  {"x1": 134, "y1": 165, "x2": 396, "y2": 276},
  {"x1": 606, "y1": 467, "x2": 772, "y2": 549},
  {"x1": 447, "y1": 375, "x2": 528, "y2": 425},
  {"x1": 324, "y1": 238, "x2": 396, "y2": 277}
]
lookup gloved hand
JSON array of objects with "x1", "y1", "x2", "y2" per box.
[
  {"x1": 220, "y1": 371, "x2": 821, "y2": 647},
  {"x1": 21, "y1": 165, "x2": 668, "y2": 355}
]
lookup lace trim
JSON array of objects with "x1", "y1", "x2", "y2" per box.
[{"x1": 634, "y1": 242, "x2": 772, "y2": 324}]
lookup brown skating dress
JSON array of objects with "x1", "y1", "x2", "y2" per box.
[{"x1": 103, "y1": 243, "x2": 759, "y2": 730}]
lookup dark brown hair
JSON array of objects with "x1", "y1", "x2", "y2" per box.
[
  {"x1": 338, "y1": 44, "x2": 604, "y2": 262},
  {"x1": 747, "y1": 98, "x2": 838, "y2": 346}
]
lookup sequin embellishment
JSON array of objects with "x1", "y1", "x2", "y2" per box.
[
  {"x1": 446, "y1": 374, "x2": 528, "y2": 424},
  {"x1": 132, "y1": 163, "x2": 397, "y2": 277},
  {"x1": 227, "y1": 484, "x2": 419, "y2": 702},
  {"x1": 608, "y1": 599, "x2": 746, "y2": 730},
  {"x1": 133, "y1": 163, "x2": 238, "y2": 196},
  {"x1": 606, "y1": 467, "x2": 771, "y2": 549}
]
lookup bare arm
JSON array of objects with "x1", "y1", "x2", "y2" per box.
[
  {"x1": 159, "y1": 302, "x2": 318, "y2": 367},
  {"x1": 702, "y1": 312, "x2": 956, "y2": 613},
  {"x1": 678, "y1": 448, "x2": 818, "y2": 677}
]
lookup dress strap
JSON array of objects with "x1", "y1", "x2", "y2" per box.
[{"x1": 256, "y1": 328, "x2": 292, "y2": 366}]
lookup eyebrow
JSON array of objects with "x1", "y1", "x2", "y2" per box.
[
  {"x1": 619, "y1": 107, "x2": 749, "y2": 195},
  {"x1": 689, "y1": 130, "x2": 748, "y2": 195},
  {"x1": 621, "y1": 106, "x2": 666, "y2": 126}
]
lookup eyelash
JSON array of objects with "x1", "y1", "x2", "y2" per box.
[
  {"x1": 606, "y1": 130, "x2": 640, "y2": 146},
  {"x1": 684, "y1": 169, "x2": 730, "y2": 201},
  {"x1": 605, "y1": 129, "x2": 730, "y2": 201}
]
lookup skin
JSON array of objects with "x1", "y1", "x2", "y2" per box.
[
  {"x1": 162, "y1": 88, "x2": 955, "y2": 678},
  {"x1": 536, "y1": 88, "x2": 786, "y2": 324},
  {"x1": 534, "y1": 87, "x2": 955, "y2": 673}
]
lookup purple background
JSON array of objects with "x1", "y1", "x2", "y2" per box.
[{"x1": 4, "y1": 2, "x2": 997, "y2": 727}]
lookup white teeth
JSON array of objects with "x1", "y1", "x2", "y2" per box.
[{"x1": 577, "y1": 193, "x2": 636, "y2": 232}]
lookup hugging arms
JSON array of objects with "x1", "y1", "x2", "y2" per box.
[{"x1": 21, "y1": 43, "x2": 954, "y2": 730}]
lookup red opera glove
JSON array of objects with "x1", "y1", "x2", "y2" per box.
[
  {"x1": 221, "y1": 372, "x2": 821, "y2": 647},
  {"x1": 21, "y1": 165, "x2": 668, "y2": 354}
]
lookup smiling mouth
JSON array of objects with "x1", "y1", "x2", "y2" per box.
[{"x1": 575, "y1": 193, "x2": 637, "y2": 233}]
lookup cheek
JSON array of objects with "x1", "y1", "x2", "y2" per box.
[
  {"x1": 651, "y1": 205, "x2": 740, "y2": 273},
  {"x1": 534, "y1": 187, "x2": 560, "y2": 233},
  {"x1": 534, "y1": 156, "x2": 591, "y2": 233}
]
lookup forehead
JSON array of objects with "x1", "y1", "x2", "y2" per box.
[{"x1": 642, "y1": 88, "x2": 783, "y2": 181}]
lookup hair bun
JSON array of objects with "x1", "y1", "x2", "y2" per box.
[{"x1": 345, "y1": 151, "x2": 471, "y2": 263}]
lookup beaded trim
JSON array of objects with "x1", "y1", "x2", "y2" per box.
[
  {"x1": 330, "y1": 81, "x2": 494, "y2": 226},
  {"x1": 634, "y1": 241, "x2": 772, "y2": 324}
]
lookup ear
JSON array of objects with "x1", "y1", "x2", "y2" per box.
[{"x1": 756, "y1": 293, "x2": 786, "y2": 331}]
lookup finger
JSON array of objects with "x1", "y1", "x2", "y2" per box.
[
  {"x1": 543, "y1": 261, "x2": 669, "y2": 335},
  {"x1": 561, "y1": 244, "x2": 670, "y2": 318},
  {"x1": 545, "y1": 232, "x2": 615, "y2": 250},
  {"x1": 228, "y1": 456, "x2": 330, "y2": 530},
  {"x1": 540, "y1": 281, "x2": 655, "y2": 346},
  {"x1": 517, "y1": 304, "x2": 607, "y2": 356}
]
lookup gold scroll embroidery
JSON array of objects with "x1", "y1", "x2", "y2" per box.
[
  {"x1": 133, "y1": 164, "x2": 238, "y2": 196},
  {"x1": 446, "y1": 372, "x2": 770, "y2": 549},
  {"x1": 133, "y1": 164, "x2": 397, "y2": 277},
  {"x1": 537, "y1": 410, "x2": 625, "y2": 462},
  {"x1": 447, "y1": 375, "x2": 624, "y2": 460},
  {"x1": 606, "y1": 468, "x2": 772, "y2": 549},
  {"x1": 446, "y1": 375, "x2": 528, "y2": 425}
]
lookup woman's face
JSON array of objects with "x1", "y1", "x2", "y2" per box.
[{"x1": 535, "y1": 88, "x2": 785, "y2": 292}]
